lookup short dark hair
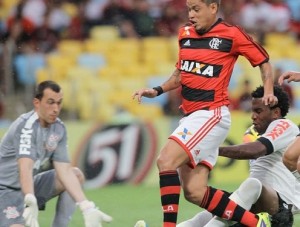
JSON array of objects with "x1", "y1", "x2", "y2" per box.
[
  {"x1": 251, "y1": 85, "x2": 290, "y2": 117},
  {"x1": 34, "y1": 80, "x2": 61, "y2": 100},
  {"x1": 203, "y1": 0, "x2": 221, "y2": 6}
]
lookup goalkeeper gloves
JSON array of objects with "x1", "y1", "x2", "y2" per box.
[
  {"x1": 23, "y1": 193, "x2": 39, "y2": 227},
  {"x1": 78, "y1": 200, "x2": 113, "y2": 227}
]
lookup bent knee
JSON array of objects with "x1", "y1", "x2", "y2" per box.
[
  {"x1": 183, "y1": 187, "x2": 206, "y2": 205},
  {"x1": 72, "y1": 167, "x2": 85, "y2": 184}
]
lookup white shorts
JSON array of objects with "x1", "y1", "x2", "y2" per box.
[{"x1": 169, "y1": 106, "x2": 231, "y2": 169}]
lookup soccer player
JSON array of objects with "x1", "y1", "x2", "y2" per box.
[
  {"x1": 177, "y1": 85, "x2": 300, "y2": 227},
  {"x1": 0, "y1": 81, "x2": 112, "y2": 227},
  {"x1": 132, "y1": 0, "x2": 278, "y2": 226},
  {"x1": 278, "y1": 70, "x2": 300, "y2": 181}
]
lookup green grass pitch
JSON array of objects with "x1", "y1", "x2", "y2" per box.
[{"x1": 39, "y1": 183, "x2": 300, "y2": 227}]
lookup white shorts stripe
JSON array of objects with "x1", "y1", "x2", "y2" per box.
[{"x1": 186, "y1": 107, "x2": 222, "y2": 149}]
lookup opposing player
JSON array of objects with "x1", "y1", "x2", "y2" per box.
[
  {"x1": 133, "y1": 0, "x2": 277, "y2": 226},
  {"x1": 177, "y1": 85, "x2": 300, "y2": 227},
  {"x1": 0, "y1": 81, "x2": 112, "y2": 227},
  {"x1": 278, "y1": 70, "x2": 300, "y2": 181}
]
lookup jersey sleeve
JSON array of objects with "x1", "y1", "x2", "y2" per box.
[
  {"x1": 15, "y1": 120, "x2": 38, "y2": 160},
  {"x1": 233, "y1": 26, "x2": 269, "y2": 67},
  {"x1": 52, "y1": 123, "x2": 70, "y2": 163},
  {"x1": 259, "y1": 119, "x2": 298, "y2": 154}
]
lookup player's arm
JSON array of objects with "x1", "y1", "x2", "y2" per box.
[
  {"x1": 18, "y1": 157, "x2": 40, "y2": 227},
  {"x1": 219, "y1": 140, "x2": 268, "y2": 160},
  {"x1": 278, "y1": 71, "x2": 300, "y2": 85},
  {"x1": 54, "y1": 161, "x2": 113, "y2": 226},
  {"x1": 259, "y1": 62, "x2": 277, "y2": 106},
  {"x1": 132, "y1": 68, "x2": 181, "y2": 103},
  {"x1": 18, "y1": 157, "x2": 35, "y2": 194},
  {"x1": 54, "y1": 161, "x2": 86, "y2": 202}
]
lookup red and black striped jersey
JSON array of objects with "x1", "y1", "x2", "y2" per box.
[{"x1": 176, "y1": 18, "x2": 269, "y2": 115}]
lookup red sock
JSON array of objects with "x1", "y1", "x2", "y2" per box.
[
  {"x1": 159, "y1": 171, "x2": 181, "y2": 227},
  {"x1": 201, "y1": 186, "x2": 258, "y2": 226}
]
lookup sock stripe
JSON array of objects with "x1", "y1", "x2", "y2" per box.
[
  {"x1": 160, "y1": 185, "x2": 181, "y2": 196},
  {"x1": 161, "y1": 194, "x2": 180, "y2": 206},
  {"x1": 200, "y1": 186, "x2": 210, "y2": 207},
  {"x1": 164, "y1": 215, "x2": 178, "y2": 225},
  {"x1": 221, "y1": 199, "x2": 237, "y2": 220},
  {"x1": 207, "y1": 189, "x2": 224, "y2": 211}
]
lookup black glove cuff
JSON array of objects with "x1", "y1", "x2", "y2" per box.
[{"x1": 152, "y1": 86, "x2": 164, "y2": 96}]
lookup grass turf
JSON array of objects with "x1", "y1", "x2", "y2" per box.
[{"x1": 39, "y1": 183, "x2": 300, "y2": 227}]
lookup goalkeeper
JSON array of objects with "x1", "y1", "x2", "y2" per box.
[
  {"x1": 0, "y1": 81, "x2": 112, "y2": 227},
  {"x1": 177, "y1": 85, "x2": 300, "y2": 227}
]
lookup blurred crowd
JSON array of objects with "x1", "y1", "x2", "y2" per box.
[
  {"x1": 0, "y1": 0, "x2": 300, "y2": 118},
  {"x1": 0, "y1": 0, "x2": 299, "y2": 47}
]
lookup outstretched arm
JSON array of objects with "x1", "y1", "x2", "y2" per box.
[
  {"x1": 259, "y1": 62, "x2": 278, "y2": 106},
  {"x1": 278, "y1": 71, "x2": 300, "y2": 85},
  {"x1": 219, "y1": 141, "x2": 267, "y2": 160},
  {"x1": 132, "y1": 68, "x2": 181, "y2": 103}
]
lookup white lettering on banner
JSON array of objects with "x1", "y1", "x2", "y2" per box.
[
  {"x1": 84, "y1": 125, "x2": 140, "y2": 188},
  {"x1": 19, "y1": 128, "x2": 33, "y2": 155}
]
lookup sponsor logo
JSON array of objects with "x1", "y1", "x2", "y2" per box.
[
  {"x1": 224, "y1": 209, "x2": 233, "y2": 220},
  {"x1": 19, "y1": 128, "x2": 33, "y2": 155},
  {"x1": 3, "y1": 206, "x2": 20, "y2": 219},
  {"x1": 180, "y1": 60, "x2": 221, "y2": 77},
  {"x1": 177, "y1": 128, "x2": 192, "y2": 140},
  {"x1": 183, "y1": 40, "x2": 191, "y2": 46},
  {"x1": 181, "y1": 26, "x2": 191, "y2": 36},
  {"x1": 194, "y1": 150, "x2": 200, "y2": 155},
  {"x1": 209, "y1": 38, "x2": 222, "y2": 50},
  {"x1": 265, "y1": 120, "x2": 290, "y2": 140},
  {"x1": 162, "y1": 205, "x2": 174, "y2": 212},
  {"x1": 73, "y1": 122, "x2": 157, "y2": 188}
]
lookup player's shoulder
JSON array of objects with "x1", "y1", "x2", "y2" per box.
[
  {"x1": 53, "y1": 117, "x2": 67, "y2": 131},
  {"x1": 265, "y1": 118, "x2": 299, "y2": 137}
]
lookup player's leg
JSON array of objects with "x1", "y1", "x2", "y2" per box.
[
  {"x1": 34, "y1": 167, "x2": 85, "y2": 227},
  {"x1": 283, "y1": 136, "x2": 300, "y2": 172},
  {"x1": 0, "y1": 189, "x2": 25, "y2": 227},
  {"x1": 52, "y1": 167, "x2": 85, "y2": 226},
  {"x1": 251, "y1": 184, "x2": 279, "y2": 215},
  {"x1": 178, "y1": 164, "x2": 266, "y2": 227},
  {"x1": 177, "y1": 210, "x2": 213, "y2": 227},
  {"x1": 157, "y1": 139, "x2": 190, "y2": 227},
  {"x1": 204, "y1": 178, "x2": 262, "y2": 227}
]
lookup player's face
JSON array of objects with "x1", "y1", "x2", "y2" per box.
[
  {"x1": 251, "y1": 98, "x2": 274, "y2": 134},
  {"x1": 187, "y1": 0, "x2": 218, "y2": 33},
  {"x1": 34, "y1": 88, "x2": 63, "y2": 127}
]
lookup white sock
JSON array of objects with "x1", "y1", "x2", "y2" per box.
[
  {"x1": 177, "y1": 210, "x2": 213, "y2": 227},
  {"x1": 203, "y1": 178, "x2": 262, "y2": 227}
]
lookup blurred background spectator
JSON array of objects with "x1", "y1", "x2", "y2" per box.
[{"x1": 0, "y1": 0, "x2": 300, "y2": 121}]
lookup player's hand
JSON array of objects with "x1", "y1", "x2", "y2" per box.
[
  {"x1": 23, "y1": 194, "x2": 39, "y2": 227},
  {"x1": 262, "y1": 94, "x2": 278, "y2": 106},
  {"x1": 79, "y1": 200, "x2": 113, "y2": 227},
  {"x1": 278, "y1": 71, "x2": 300, "y2": 85},
  {"x1": 132, "y1": 88, "x2": 158, "y2": 103}
]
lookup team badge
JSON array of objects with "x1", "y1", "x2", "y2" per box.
[
  {"x1": 3, "y1": 206, "x2": 20, "y2": 219},
  {"x1": 45, "y1": 134, "x2": 59, "y2": 151}
]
